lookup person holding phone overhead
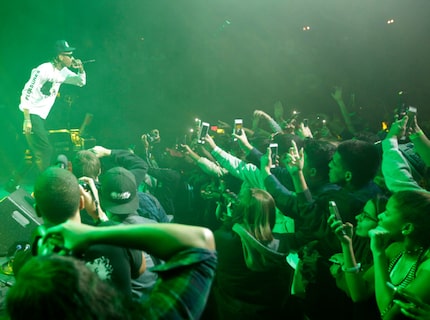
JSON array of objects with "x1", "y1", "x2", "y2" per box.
[
  {"x1": 5, "y1": 40, "x2": 86, "y2": 192},
  {"x1": 262, "y1": 138, "x2": 382, "y2": 319}
]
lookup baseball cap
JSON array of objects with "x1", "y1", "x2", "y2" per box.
[
  {"x1": 55, "y1": 40, "x2": 76, "y2": 55},
  {"x1": 100, "y1": 167, "x2": 139, "y2": 215}
]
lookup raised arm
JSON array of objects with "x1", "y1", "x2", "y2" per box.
[
  {"x1": 381, "y1": 117, "x2": 422, "y2": 192},
  {"x1": 45, "y1": 221, "x2": 215, "y2": 261},
  {"x1": 331, "y1": 86, "x2": 356, "y2": 136},
  {"x1": 90, "y1": 145, "x2": 149, "y2": 186},
  {"x1": 253, "y1": 109, "x2": 283, "y2": 135},
  {"x1": 409, "y1": 115, "x2": 430, "y2": 167},
  {"x1": 204, "y1": 134, "x2": 265, "y2": 188},
  {"x1": 181, "y1": 143, "x2": 228, "y2": 178}
]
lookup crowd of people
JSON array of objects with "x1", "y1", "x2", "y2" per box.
[{"x1": 2, "y1": 41, "x2": 430, "y2": 320}]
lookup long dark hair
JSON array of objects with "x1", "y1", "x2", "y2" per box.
[{"x1": 392, "y1": 190, "x2": 430, "y2": 248}]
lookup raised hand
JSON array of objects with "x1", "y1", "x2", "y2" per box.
[
  {"x1": 386, "y1": 116, "x2": 408, "y2": 139},
  {"x1": 368, "y1": 226, "x2": 390, "y2": 254},
  {"x1": 328, "y1": 214, "x2": 354, "y2": 243},
  {"x1": 45, "y1": 221, "x2": 96, "y2": 253},
  {"x1": 331, "y1": 86, "x2": 343, "y2": 102},
  {"x1": 285, "y1": 140, "x2": 304, "y2": 176},
  {"x1": 89, "y1": 146, "x2": 111, "y2": 158},
  {"x1": 203, "y1": 133, "x2": 217, "y2": 150},
  {"x1": 232, "y1": 128, "x2": 253, "y2": 151},
  {"x1": 296, "y1": 121, "x2": 313, "y2": 139}
]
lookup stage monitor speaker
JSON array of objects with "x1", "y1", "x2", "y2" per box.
[{"x1": 0, "y1": 189, "x2": 42, "y2": 256}]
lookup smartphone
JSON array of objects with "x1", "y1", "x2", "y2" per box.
[
  {"x1": 269, "y1": 143, "x2": 278, "y2": 168},
  {"x1": 303, "y1": 118, "x2": 309, "y2": 128},
  {"x1": 234, "y1": 119, "x2": 243, "y2": 134},
  {"x1": 329, "y1": 201, "x2": 343, "y2": 223},
  {"x1": 198, "y1": 122, "x2": 210, "y2": 144},
  {"x1": 233, "y1": 119, "x2": 243, "y2": 141},
  {"x1": 329, "y1": 200, "x2": 346, "y2": 235},
  {"x1": 195, "y1": 118, "x2": 202, "y2": 128},
  {"x1": 406, "y1": 106, "x2": 417, "y2": 128},
  {"x1": 386, "y1": 282, "x2": 426, "y2": 308}
]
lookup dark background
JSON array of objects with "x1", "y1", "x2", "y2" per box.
[{"x1": 1, "y1": 0, "x2": 429, "y2": 177}]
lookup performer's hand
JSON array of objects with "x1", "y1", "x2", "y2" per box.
[
  {"x1": 23, "y1": 119, "x2": 32, "y2": 135},
  {"x1": 71, "y1": 58, "x2": 84, "y2": 73}
]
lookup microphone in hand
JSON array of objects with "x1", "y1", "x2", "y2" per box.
[{"x1": 72, "y1": 58, "x2": 95, "y2": 68}]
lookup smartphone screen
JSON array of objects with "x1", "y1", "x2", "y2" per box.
[
  {"x1": 234, "y1": 119, "x2": 243, "y2": 134},
  {"x1": 233, "y1": 119, "x2": 243, "y2": 141},
  {"x1": 329, "y1": 200, "x2": 346, "y2": 235},
  {"x1": 269, "y1": 143, "x2": 278, "y2": 168},
  {"x1": 406, "y1": 106, "x2": 417, "y2": 128},
  {"x1": 199, "y1": 122, "x2": 210, "y2": 144},
  {"x1": 329, "y1": 201, "x2": 343, "y2": 223}
]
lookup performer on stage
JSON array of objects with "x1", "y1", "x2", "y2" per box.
[{"x1": 5, "y1": 40, "x2": 86, "y2": 192}]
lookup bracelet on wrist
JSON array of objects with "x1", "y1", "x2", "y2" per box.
[{"x1": 342, "y1": 262, "x2": 362, "y2": 273}]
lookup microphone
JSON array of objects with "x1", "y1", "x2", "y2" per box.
[
  {"x1": 71, "y1": 59, "x2": 96, "y2": 69},
  {"x1": 56, "y1": 154, "x2": 69, "y2": 169}
]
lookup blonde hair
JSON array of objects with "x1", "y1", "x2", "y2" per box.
[{"x1": 234, "y1": 188, "x2": 276, "y2": 242}]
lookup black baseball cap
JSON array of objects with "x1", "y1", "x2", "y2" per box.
[
  {"x1": 55, "y1": 40, "x2": 76, "y2": 55},
  {"x1": 100, "y1": 167, "x2": 139, "y2": 215}
]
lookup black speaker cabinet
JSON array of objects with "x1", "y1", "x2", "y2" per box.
[{"x1": 0, "y1": 189, "x2": 42, "y2": 255}]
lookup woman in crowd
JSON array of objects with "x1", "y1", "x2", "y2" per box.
[
  {"x1": 328, "y1": 193, "x2": 389, "y2": 319},
  {"x1": 203, "y1": 187, "x2": 294, "y2": 320},
  {"x1": 370, "y1": 190, "x2": 430, "y2": 319},
  {"x1": 331, "y1": 190, "x2": 430, "y2": 319}
]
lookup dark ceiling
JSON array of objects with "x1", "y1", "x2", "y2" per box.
[{"x1": 1, "y1": 0, "x2": 429, "y2": 158}]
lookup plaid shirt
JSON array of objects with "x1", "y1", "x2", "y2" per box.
[{"x1": 140, "y1": 248, "x2": 217, "y2": 319}]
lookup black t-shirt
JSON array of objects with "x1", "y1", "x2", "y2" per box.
[{"x1": 83, "y1": 243, "x2": 143, "y2": 297}]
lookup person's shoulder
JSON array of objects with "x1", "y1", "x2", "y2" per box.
[
  {"x1": 316, "y1": 186, "x2": 353, "y2": 205},
  {"x1": 36, "y1": 62, "x2": 54, "y2": 71},
  {"x1": 385, "y1": 241, "x2": 403, "y2": 259}
]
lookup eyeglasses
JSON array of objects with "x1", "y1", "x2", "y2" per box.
[{"x1": 358, "y1": 211, "x2": 378, "y2": 223}]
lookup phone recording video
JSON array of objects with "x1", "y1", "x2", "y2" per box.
[
  {"x1": 233, "y1": 119, "x2": 243, "y2": 141},
  {"x1": 269, "y1": 143, "x2": 278, "y2": 168},
  {"x1": 234, "y1": 119, "x2": 243, "y2": 134},
  {"x1": 198, "y1": 122, "x2": 210, "y2": 144},
  {"x1": 406, "y1": 106, "x2": 417, "y2": 129},
  {"x1": 329, "y1": 201, "x2": 343, "y2": 223},
  {"x1": 329, "y1": 200, "x2": 347, "y2": 235}
]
